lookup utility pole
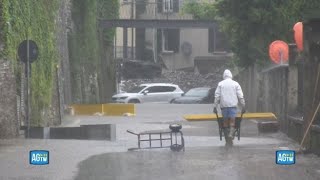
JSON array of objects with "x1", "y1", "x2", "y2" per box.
[
  {"x1": 131, "y1": 0, "x2": 134, "y2": 59},
  {"x1": 153, "y1": 0, "x2": 158, "y2": 63},
  {"x1": 26, "y1": 3, "x2": 31, "y2": 139}
]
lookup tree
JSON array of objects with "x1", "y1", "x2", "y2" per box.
[{"x1": 183, "y1": 0, "x2": 320, "y2": 67}]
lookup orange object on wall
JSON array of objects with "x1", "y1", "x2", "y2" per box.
[
  {"x1": 269, "y1": 40, "x2": 289, "y2": 64},
  {"x1": 293, "y1": 22, "x2": 303, "y2": 51}
]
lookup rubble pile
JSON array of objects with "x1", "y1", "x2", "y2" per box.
[{"x1": 120, "y1": 70, "x2": 225, "y2": 92}]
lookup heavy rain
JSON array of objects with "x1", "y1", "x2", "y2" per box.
[{"x1": 1, "y1": 0, "x2": 320, "y2": 180}]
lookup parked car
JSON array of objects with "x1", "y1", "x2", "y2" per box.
[
  {"x1": 171, "y1": 87, "x2": 215, "y2": 104},
  {"x1": 112, "y1": 83, "x2": 184, "y2": 103}
]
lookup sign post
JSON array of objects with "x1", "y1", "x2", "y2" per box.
[{"x1": 18, "y1": 40, "x2": 38, "y2": 138}]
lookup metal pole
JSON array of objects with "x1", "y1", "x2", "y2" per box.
[
  {"x1": 56, "y1": 66, "x2": 62, "y2": 125},
  {"x1": 26, "y1": 38, "x2": 30, "y2": 138},
  {"x1": 123, "y1": 28, "x2": 128, "y2": 60},
  {"x1": 26, "y1": 2, "x2": 31, "y2": 138},
  {"x1": 153, "y1": 1, "x2": 158, "y2": 63},
  {"x1": 131, "y1": 0, "x2": 134, "y2": 59},
  {"x1": 213, "y1": 28, "x2": 216, "y2": 52}
]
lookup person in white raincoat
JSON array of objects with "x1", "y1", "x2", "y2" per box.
[{"x1": 213, "y1": 69, "x2": 246, "y2": 145}]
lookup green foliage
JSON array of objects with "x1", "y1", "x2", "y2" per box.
[
  {"x1": 97, "y1": 0, "x2": 119, "y2": 46},
  {"x1": 183, "y1": 0, "x2": 320, "y2": 67},
  {"x1": 0, "y1": 0, "x2": 59, "y2": 125},
  {"x1": 69, "y1": 0, "x2": 119, "y2": 103}
]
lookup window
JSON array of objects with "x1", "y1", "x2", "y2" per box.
[
  {"x1": 208, "y1": 28, "x2": 230, "y2": 53},
  {"x1": 162, "y1": 86, "x2": 176, "y2": 92},
  {"x1": 163, "y1": 0, "x2": 173, "y2": 12},
  {"x1": 162, "y1": 29, "x2": 180, "y2": 52},
  {"x1": 158, "y1": 0, "x2": 179, "y2": 13},
  {"x1": 128, "y1": 86, "x2": 147, "y2": 93},
  {"x1": 145, "y1": 86, "x2": 163, "y2": 93},
  {"x1": 208, "y1": 28, "x2": 215, "y2": 53},
  {"x1": 145, "y1": 86, "x2": 176, "y2": 93}
]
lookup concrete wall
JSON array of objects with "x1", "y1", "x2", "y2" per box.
[
  {"x1": 24, "y1": 125, "x2": 116, "y2": 141},
  {"x1": 0, "y1": 59, "x2": 18, "y2": 138},
  {"x1": 234, "y1": 64, "x2": 260, "y2": 113},
  {"x1": 236, "y1": 60, "x2": 320, "y2": 155},
  {"x1": 235, "y1": 64, "x2": 288, "y2": 131},
  {"x1": 160, "y1": 29, "x2": 217, "y2": 70}
]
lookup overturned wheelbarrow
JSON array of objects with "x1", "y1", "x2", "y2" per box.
[{"x1": 127, "y1": 124, "x2": 185, "y2": 152}]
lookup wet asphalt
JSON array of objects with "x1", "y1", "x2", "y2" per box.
[
  {"x1": 74, "y1": 146, "x2": 320, "y2": 180},
  {"x1": 1, "y1": 104, "x2": 320, "y2": 180}
]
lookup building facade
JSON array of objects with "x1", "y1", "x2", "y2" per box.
[{"x1": 115, "y1": 0, "x2": 231, "y2": 71}]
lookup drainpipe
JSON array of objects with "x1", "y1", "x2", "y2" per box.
[
  {"x1": 131, "y1": 0, "x2": 134, "y2": 59},
  {"x1": 153, "y1": 0, "x2": 158, "y2": 63}
]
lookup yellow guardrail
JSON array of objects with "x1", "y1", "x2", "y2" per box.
[
  {"x1": 71, "y1": 104, "x2": 103, "y2": 115},
  {"x1": 70, "y1": 103, "x2": 135, "y2": 116},
  {"x1": 184, "y1": 112, "x2": 277, "y2": 121}
]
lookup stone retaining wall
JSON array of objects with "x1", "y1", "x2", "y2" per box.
[{"x1": 0, "y1": 59, "x2": 18, "y2": 138}]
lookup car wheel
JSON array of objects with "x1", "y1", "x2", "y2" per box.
[
  {"x1": 170, "y1": 99, "x2": 175, "y2": 104},
  {"x1": 128, "y1": 99, "x2": 140, "y2": 104}
]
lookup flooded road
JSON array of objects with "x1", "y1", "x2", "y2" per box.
[
  {"x1": 72, "y1": 104, "x2": 320, "y2": 180},
  {"x1": 74, "y1": 145, "x2": 320, "y2": 180},
  {"x1": 1, "y1": 104, "x2": 320, "y2": 180}
]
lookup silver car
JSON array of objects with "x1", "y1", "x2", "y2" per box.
[{"x1": 112, "y1": 83, "x2": 184, "y2": 103}]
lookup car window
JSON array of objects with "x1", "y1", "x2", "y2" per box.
[
  {"x1": 128, "y1": 86, "x2": 147, "y2": 93},
  {"x1": 162, "y1": 86, "x2": 176, "y2": 92},
  {"x1": 145, "y1": 86, "x2": 163, "y2": 93}
]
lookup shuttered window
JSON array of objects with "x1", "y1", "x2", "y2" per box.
[{"x1": 158, "y1": 0, "x2": 179, "y2": 13}]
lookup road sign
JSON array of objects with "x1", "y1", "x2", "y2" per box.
[
  {"x1": 18, "y1": 40, "x2": 39, "y2": 63},
  {"x1": 269, "y1": 40, "x2": 289, "y2": 64},
  {"x1": 293, "y1": 22, "x2": 303, "y2": 52}
]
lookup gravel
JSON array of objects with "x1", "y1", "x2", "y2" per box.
[{"x1": 120, "y1": 69, "x2": 225, "y2": 92}]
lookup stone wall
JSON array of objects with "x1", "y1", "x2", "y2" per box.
[
  {"x1": 56, "y1": 0, "x2": 72, "y2": 107},
  {"x1": 39, "y1": 0, "x2": 71, "y2": 127},
  {"x1": 38, "y1": 0, "x2": 72, "y2": 127},
  {"x1": 0, "y1": 59, "x2": 18, "y2": 138},
  {"x1": 236, "y1": 60, "x2": 320, "y2": 155},
  {"x1": 235, "y1": 64, "x2": 288, "y2": 128},
  {"x1": 233, "y1": 65, "x2": 259, "y2": 113}
]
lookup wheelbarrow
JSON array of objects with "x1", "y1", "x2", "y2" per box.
[
  {"x1": 215, "y1": 112, "x2": 244, "y2": 141},
  {"x1": 127, "y1": 124, "x2": 185, "y2": 152},
  {"x1": 183, "y1": 112, "x2": 277, "y2": 144}
]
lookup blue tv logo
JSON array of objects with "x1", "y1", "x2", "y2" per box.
[
  {"x1": 276, "y1": 150, "x2": 295, "y2": 165},
  {"x1": 29, "y1": 150, "x2": 49, "y2": 165}
]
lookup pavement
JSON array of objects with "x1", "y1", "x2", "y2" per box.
[{"x1": 1, "y1": 104, "x2": 320, "y2": 180}]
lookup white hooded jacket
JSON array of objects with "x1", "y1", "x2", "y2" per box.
[{"x1": 214, "y1": 69, "x2": 245, "y2": 108}]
